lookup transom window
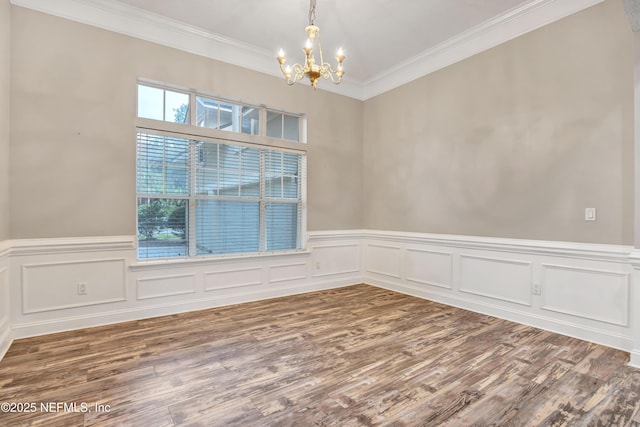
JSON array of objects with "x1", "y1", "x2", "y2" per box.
[{"x1": 136, "y1": 82, "x2": 306, "y2": 260}]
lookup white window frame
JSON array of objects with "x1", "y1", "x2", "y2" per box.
[{"x1": 135, "y1": 80, "x2": 307, "y2": 261}]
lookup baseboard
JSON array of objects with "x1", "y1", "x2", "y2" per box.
[
  {"x1": 12, "y1": 278, "x2": 359, "y2": 338},
  {"x1": 0, "y1": 254, "x2": 10, "y2": 359},
  {"x1": 0, "y1": 317, "x2": 12, "y2": 360}
]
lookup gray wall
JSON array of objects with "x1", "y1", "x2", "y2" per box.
[
  {"x1": 9, "y1": 7, "x2": 363, "y2": 238},
  {"x1": 363, "y1": 0, "x2": 634, "y2": 245},
  {"x1": 7, "y1": 1, "x2": 636, "y2": 245},
  {"x1": 0, "y1": 0, "x2": 9, "y2": 241}
]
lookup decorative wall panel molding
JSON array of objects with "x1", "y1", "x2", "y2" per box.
[
  {"x1": 136, "y1": 274, "x2": 197, "y2": 300},
  {"x1": 365, "y1": 244, "x2": 402, "y2": 278},
  {"x1": 269, "y1": 263, "x2": 308, "y2": 283},
  {"x1": 459, "y1": 255, "x2": 533, "y2": 306},
  {"x1": 0, "y1": 265, "x2": 11, "y2": 361},
  {"x1": 204, "y1": 267, "x2": 263, "y2": 291},
  {"x1": 541, "y1": 264, "x2": 629, "y2": 327},
  {"x1": 361, "y1": 230, "x2": 633, "y2": 352},
  {"x1": 1, "y1": 230, "x2": 636, "y2": 362},
  {"x1": 22, "y1": 259, "x2": 127, "y2": 313},
  {"x1": 361, "y1": 230, "x2": 632, "y2": 263},
  {"x1": 6, "y1": 233, "x2": 362, "y2": 342},
  {"x1": 405, "y1": 248, "x2": 453, "y2": 289},
  {"x1": 311, "y1": 244, "x2": 360, "y2": 278}
]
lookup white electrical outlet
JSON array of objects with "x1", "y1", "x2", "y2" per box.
[
  {"x1": 532, "y1": 282, "x2": 541, "y2": 295},
  {"x1": 78, "y1": 282, "x2": 88, "y2": 295}
]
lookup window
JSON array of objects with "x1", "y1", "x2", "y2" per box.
[
  {"x1": 267, "y1": 111, "x2": 300, "y2": 142},
  {"x1": 195, "y1": 96, "x2": 261, "y2": 136},
  {"x1": 137, "y1": 85, "x2": 190, "y2": 124},
  {"x1": 136, "y1": 82, "x2": 306, "y2": 260}
]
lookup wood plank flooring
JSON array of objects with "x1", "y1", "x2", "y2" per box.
[{"x1": 1, "y1": 284, "x2": 640, "y2": 426}]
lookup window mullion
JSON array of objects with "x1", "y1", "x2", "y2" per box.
[
  {"x1": 238, "y1": 149, "x2": 243, "y2": 197},
  {"x1": 162, "y1": 136, "x2": 166, "y2": 194},
  {"x1": 298, "y1": 154, "x2": 307, "y2": 249},
  {"x1": 259, "y1": 108, "x2": 267, "y2": 137},
  {"x1": 189, "y1": 92, "x2": 196, "y2": 126},
  {"x1": 280, "y1": 154, "x2": 285, "y2": 198},
  {"x1": 188, "y1": 140, "x2": 197, "y2": 257},
  {"x1": 260, "y1": 150, "x2": 266, "y2": 252}
]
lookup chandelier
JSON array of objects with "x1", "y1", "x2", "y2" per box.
[{"x1": 276, "y1": 0, "x2": 345, "y2": 89}]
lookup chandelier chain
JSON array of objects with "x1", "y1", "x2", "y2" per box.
[{"x1": 309, "y1": 0, "x2": 316, "y2": 25}]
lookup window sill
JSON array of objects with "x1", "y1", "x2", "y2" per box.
[{"x1": 129, "y1": 249, "x2": 311, "y2": 271}]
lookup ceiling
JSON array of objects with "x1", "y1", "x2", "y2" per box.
[
  {"x1": 115, "y1": 0, "x2": 534, "y2": 82},
  {"x1": 12, "y1": 0, "x2": 604, "y2": 99}
]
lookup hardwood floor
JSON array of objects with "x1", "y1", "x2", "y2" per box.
[{"x1": 1, "y1": 284, "x2": 640, "y2": 426}]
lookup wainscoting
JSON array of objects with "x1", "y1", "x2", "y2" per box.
[
  {"x1": 1, "y1": 231, "x2": 362, "y2": 360},
  {"x1": 0, "y1": 240, "x2": 10, "y2": 361},
  {"x1": 362, "y1": 230, "x2": 634, "y2": 353},
  {"x1": 0, "y1": 230, "x2": 637, "y2": 365}
]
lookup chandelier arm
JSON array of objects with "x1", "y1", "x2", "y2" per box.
[
  {"x1": 290, "y1": 63, "x2": 306, "y2": 85},
  {"x1": 319, "y1": 62, "x2": 331, "y2": 79},
  {"x1": 279, "y1": 62, "x2": 306, "y2": 85},
  {"x1": 316, "y1": 63, "x2": 343, "y2": 84}
]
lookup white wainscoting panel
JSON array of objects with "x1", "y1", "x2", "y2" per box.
[
  {"x1": 269, "y1": 263, "x2": 308, "y2": 283},
  {"x1": 137, "y1": 274, "x2": 197, "y2": 300},
  {"x1": 6, "y1": 235, "x2": 361, "y2": 343},
  {"x1": 22, "y1": 258, "x2": 127, "y2": 313},
  {"x1": 459, "y1": 255, "x2": 533, "y2": 306},
  {"x1": 362, "y1": 230, "x2": 633, "y2": 352},
  {"x1": 0, "y1": 265, "x2": 11, "y2": 361},
  {"x1": 0, "y1": 317, "x2": 10, "y2": 362},
  {"x1": 2, "y1": 231, "x2": 637, "y2": 364},
  {"x1": 311, "y1": 244, "x2": 360, "y2": 278},
  {"x1": 366, "y1": 244, "x2": 402, "y2": 278},
  {"x1": 204, "y1": 267, "x2": 263, "y2": 291},
  {"x1": 541, "y1": 264, "x2": 629, "y2": 327},
  {"x1": 405, "y1": 248, "x2": 453, "y2": 289}
]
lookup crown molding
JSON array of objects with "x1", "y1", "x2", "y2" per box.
[
  {"x1": 11, "y1": 0, "x2": 604, "y2": 101},
  {"x1": 362, "y1": 0, "x2": 606, "y2": 99},
  {"x1": 622, "y1": 0, "x2": 640, "y2": 32},
  {"x1": 9, "y1": 0, "x2": 366, "y2": 99}
]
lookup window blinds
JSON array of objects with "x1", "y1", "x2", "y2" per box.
[{"x1": 136, "y1": 132, "x2": 305, "y2": 259}]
